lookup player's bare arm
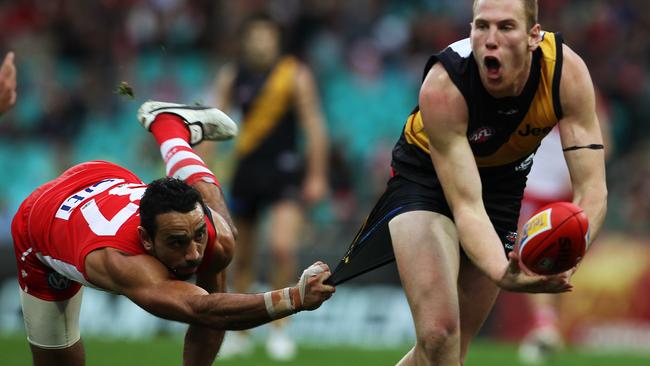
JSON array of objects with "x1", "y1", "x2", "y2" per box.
[
  {"x1": 558, "y1": 44, "x2": 608, "y2": 246},
  {"x1": 294, "y1": 63, "x2": 329, "y2": 204},
  {"x1": 84, "y1": 247, "x2": 334, "y2": 330},
  {"x1": 420, "y1": 63, "x2": 571, "y2": 293}
]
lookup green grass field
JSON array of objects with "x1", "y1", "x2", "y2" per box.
[{"x1": 2, "y1": 333, "x2": 649, "y2": 365}]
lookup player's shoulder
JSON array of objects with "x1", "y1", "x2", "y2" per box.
[
  {"x1": 420, "y1": 63, "x2": 465, "y2": 111},
  {"x1": 558, "y1": 44, "x2": 595, "y2": 115},
  {"x1": 561, "y1": 43, "x2": 590, "y2": 78}
]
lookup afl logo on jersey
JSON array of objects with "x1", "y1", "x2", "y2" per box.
[
  {"x1": 47, "y1": 272, "x2": 71, "y2": 290},
  {"x1": 469, "y1": 127, "x2": 495, "y2": 143}
]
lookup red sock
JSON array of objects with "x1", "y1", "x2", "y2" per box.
[
  {"x1": 150, "y1": 113, "x2": 190, "y2": 145},
  {"x1": 149, "y1": 113, "x2": 219, "y2": 186}
]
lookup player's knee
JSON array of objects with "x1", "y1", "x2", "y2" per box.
[{"x1": 416, "y1": 322, "x2": 460, "y2": 360}]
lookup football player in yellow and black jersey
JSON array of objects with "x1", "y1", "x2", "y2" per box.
[
  {"x1": 328, "y1": 1, "x2": 607, "y2": 365},
  {"x1": 200, "y1": 14, "x2": 329, "y2": 360}
]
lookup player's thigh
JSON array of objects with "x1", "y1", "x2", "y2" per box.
[
  {"x1": 458, "y1": 254, "x2": 500, "y2": 358},
  {"x1": 20, "y1": 288, "x2": 83, "y2": 350},
  {"x1": 269, "y1": 200, "x2": 303, "y2": 250},
  {"x1": 389, "y1": 210, "x2": 461, "y2": 330}
]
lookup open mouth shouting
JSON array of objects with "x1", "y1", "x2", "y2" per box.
[{"x1": 484, "y1": 56, "x2": 502, "y2": 80}]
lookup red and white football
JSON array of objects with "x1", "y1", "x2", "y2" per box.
[{"x1": 518, "y1": 202, "x2": 590, "y2": 275}]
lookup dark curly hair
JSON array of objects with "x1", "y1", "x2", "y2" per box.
[{"x1": 139, "y1": 177, "x2": 203, "y2": 237}]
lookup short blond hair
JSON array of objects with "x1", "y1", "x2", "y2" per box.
[{"x1": 473, "y1": 0, "x2": 538, "y2": 29}]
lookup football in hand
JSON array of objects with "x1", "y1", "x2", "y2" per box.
[{"x1": 518, "y1": 202, "x2": 589, "y2": 275}]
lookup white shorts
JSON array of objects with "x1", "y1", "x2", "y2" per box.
[{"x1": 19, "y1": 287, "x2": 83, "y2": 349}]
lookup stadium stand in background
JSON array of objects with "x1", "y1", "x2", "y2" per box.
[{"x1": 1, "y1": 0, "x2": 649, "y2": 353}]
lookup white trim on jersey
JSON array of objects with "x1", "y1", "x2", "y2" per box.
[
  {"x1": 448, "y1": 38, "x2": 472, "y2": 58},
  {"x1": 35, "y1": 253, "x2": 95, "y2": 288}
]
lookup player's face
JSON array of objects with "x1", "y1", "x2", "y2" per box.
[
  {"x1": 146, "y1": 204, "x2": 208, "y2": 280},
  {"x1": 470, "y1": 0, "x2": 540, "y2": 97},
  {"x1": 242, "y1": 21, "x2": 280, "y2": 68}
]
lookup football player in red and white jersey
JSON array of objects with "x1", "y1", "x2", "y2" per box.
[{"x1": 11, "y1": 101, "x2": 335, "y2": 366}]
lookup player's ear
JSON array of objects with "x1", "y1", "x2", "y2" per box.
[
  {"x1": 138, "y1": 226, "x2": 154, "y2": 252},
  {"x1": 528, "y1": 24, "x2": 542, "y2": 51}
]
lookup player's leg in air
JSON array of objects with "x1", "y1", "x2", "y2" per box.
[
  {"x1": 137, "y1": 100, "x2": 238, "y2": 230},
  {"x1": 137, "y1": 100, "x2": 239, "y2": 362}
]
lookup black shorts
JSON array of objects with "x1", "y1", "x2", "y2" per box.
[
  {"x1": 328, "y1": 174, "x2": 521, "y2": 285},
  {"x1": 229, "y1": 160, "x2": 303, "y2": 220}
]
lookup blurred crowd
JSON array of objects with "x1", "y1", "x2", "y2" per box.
[{"x1": 0, "y1": 0, "x2": 649, "y2": 245}]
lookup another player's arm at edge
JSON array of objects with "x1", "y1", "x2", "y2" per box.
[
  {"x1": 419, "y1": 63, "x2": 570, "y2": 293},
  {"x1": 558, "y1": 44, "x2": 607, "y2": 246}
]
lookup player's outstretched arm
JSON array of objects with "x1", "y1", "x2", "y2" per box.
[
  {"x1": 558, "y1": 45, "x2": 608, "y2": 246},
  {"x1": 420, "y1": 64, "x2": 571, "y2": 293},
  {"x1": 85, "y1": 248, "x2": 335, "y2": 330}
]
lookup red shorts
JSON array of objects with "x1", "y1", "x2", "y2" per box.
[{"x1": 12, "y1": 169, "x2": 84, "y2": 302}]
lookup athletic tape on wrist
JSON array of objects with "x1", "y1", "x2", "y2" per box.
[{"x1": 263, "y1": 288, "x2": 294, "y2": 319}]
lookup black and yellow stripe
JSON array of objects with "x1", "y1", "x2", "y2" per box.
[
  {"x1": 235, "y1": 56, "x2": 299, "y2": 157},
  {"x1": 401, "y1": 31, "x2": 563, "y2": 168}
]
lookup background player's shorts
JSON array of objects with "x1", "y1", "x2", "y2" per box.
[{"x1": 229, "y1": 159, "x2": 303, "y2": 219}]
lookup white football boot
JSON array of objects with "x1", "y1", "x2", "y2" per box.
[
  {"x1": 218, "y1": 331, "x2": 254, "y2": 360},
  {"x1": 519, "y1": 325, "x2": 564, "y2": 365},
  {"x1": 137, "y1": 100, "x2": 238, "y2": 145},
  {"x1": 266, "y1": 325, "x2": 297, "y2": 361}
]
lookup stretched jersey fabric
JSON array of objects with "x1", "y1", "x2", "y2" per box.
[
  {"x1": 329, "y1": 32, "x2": 564, "y2": 285},
  {"x1": 12, "y1": 160, "x2": 217, "y2": 300}
]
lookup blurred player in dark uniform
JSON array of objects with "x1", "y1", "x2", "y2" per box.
[
  {"x1": 328, "y1": 1, "x2": 608, "y2": 365},
  {"x1": 12, "y1": 101, "x2": 334, "y2": 366},
  {"x1": 203, "y1": 14, "x2": 329, "y2": 360}
]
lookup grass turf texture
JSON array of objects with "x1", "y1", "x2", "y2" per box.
[{"x1": 2, "y1": 334, "x2": 649, "y2": 365}]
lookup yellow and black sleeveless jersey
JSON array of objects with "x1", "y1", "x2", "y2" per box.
[
  {"x1": 391, "y1": 31, "x2": 564, "y2": 194},
  {"x1": 233, "y1": 56, "x2": 300, "y2": 162}
]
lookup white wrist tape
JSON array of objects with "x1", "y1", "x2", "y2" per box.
[
  {"x1": 263, "y1": 287, "x2": 294, "y2": 320},
  {"x1": 296, "y1": 263, "x2": 327, "y2": 308}
]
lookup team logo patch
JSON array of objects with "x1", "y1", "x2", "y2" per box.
[
  {"x1": 469, "y1": 127, "x2": 495, "y2": 143},
  {"x1": 515, "y1": 153, "x2": 535, "y2": 172},
  {"x1": 504, "y1": 231, "x2": 518, "y2": 250},
  {"x1": 47, "y1": 272, "x2": 71, "y2": 290},
  {"x1": 520, "y1": 208, "x2": 553, "y2": 248}
]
